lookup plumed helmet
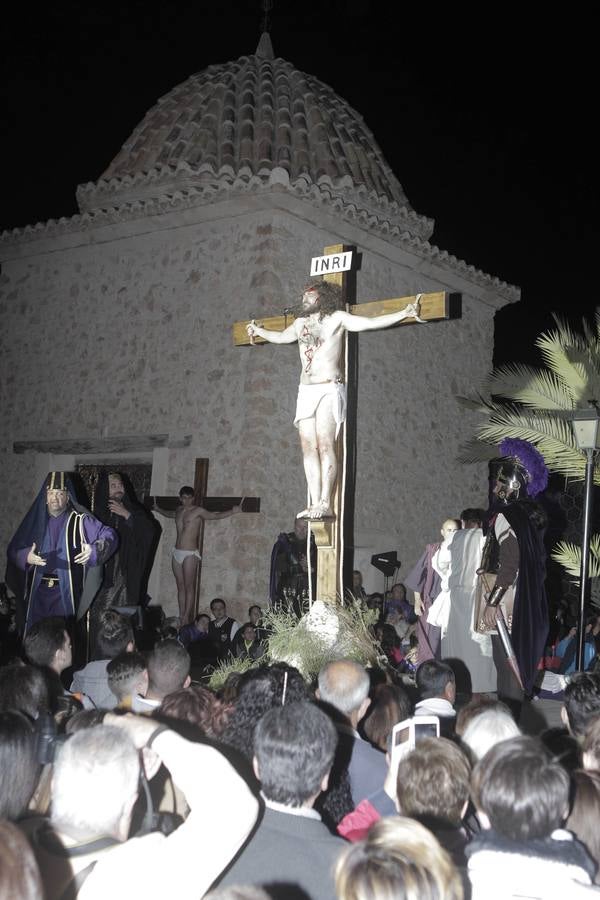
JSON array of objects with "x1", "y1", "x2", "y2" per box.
[{"x1": 489, "y1": 439, "x2": 549, "y2": 501}]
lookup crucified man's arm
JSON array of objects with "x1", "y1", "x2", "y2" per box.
[
  {"x1": 198, "y1": 500, "x2": 245, "y2": 520},
  {"x1": 246, "y1": 320, "x2": 298, "y2": 344},
  {"x1": 335, "y1": 297, "x2": 426, "y2": 332},
  {"x1": 152, "y1": 499, "x2": 177, "y2": 518}
]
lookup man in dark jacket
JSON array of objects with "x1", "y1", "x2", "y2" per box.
[{"x1": 217, "y1": 701, "x2": 345, "y2": 900}]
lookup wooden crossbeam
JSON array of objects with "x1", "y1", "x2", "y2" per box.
[{"x1": 232, "y1": 291, "x2": 451, "y2": 346}]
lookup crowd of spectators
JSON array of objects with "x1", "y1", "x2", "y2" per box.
[{"x1": 2, "y1": 594, "x2": 600, "y2": 899}]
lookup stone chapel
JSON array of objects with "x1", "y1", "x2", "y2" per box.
[{"x1": 0, "y1": 34, "x2": 518, "y2": 617}]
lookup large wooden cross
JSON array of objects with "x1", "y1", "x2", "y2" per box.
[
  {"x1": 233, "y1": 243, "x2": 459, "y2": 603},
  {"x1": 149, "y1": 458, "x2": 260, "y2": 617}
]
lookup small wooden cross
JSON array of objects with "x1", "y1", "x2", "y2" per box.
[{"x1": 233, "y1": 244, "x2": 459, "y2": 603}]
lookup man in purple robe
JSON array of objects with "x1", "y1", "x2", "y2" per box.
[
  {"x1": 6, "y1": 471, "x2": 117, "y2": 634},
  {"x1": 404, "y1": 518, "x2": 460, "y2": 665}
]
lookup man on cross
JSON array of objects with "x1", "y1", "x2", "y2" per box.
[
  {"x1": 247, "y1": 279, "x2": 424, "y2": 519},
  {"x1": 154, "y1": 486, "x2": 243, "y2": 625}
]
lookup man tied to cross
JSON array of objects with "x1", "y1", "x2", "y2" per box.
[{"x1": 246, "y1": 279, "x2": 425, "y2": 520}]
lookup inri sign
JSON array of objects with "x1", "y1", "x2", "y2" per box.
[{"x1": 309, "y1": 251, "x2": 353, "y2": 277}]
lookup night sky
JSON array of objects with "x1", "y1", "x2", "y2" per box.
[{"x1": 2, "y1": 4, "x2": 595, "y2": 365}]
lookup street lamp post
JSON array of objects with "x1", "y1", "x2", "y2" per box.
[{"x1": 571, "y1": 408, "x2": 600, "y2": 672}]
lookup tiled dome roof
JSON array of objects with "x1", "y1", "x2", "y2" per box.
[{"x1": 77, "y1": 35, "x2": 432, "y2": 240}]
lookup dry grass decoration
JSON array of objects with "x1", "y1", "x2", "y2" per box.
[{"x1": 207, "y1": 597, "x2": 381, "y2": 690}]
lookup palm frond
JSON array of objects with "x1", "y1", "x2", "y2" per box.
[
  {"x1": 561, "y1": 345, "x2": 600, "y2": 406},
  {"x1": 457, "y1": 439, "x2": 500, "y2": 464},
  {"x1": 580, "y1": 311, "x2": 600, "y2": 352},
  {"x1": 551, "y1": 534, "x2": 600, "y2": 580},
  {"x1": 535, "y1": 329, "x2": 590, "y2": 404},
  {"x1": 486, "y1": 363, "x2": 574, "y2": 410},
  {"x1": 474, "y1": 412, "x2": 587, "y2": 480},
  {"x1": 549, "y1": 314, "x2": 589, "y2": 353},
  {"x1": 456, "y1": 393, "x2": 496, "y2": 414}
]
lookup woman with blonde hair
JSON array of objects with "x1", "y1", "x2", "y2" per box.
[{"x1": 335, "y1": 816, "x2": 463, "y2": 900}]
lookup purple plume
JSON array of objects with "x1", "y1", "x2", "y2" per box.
[{"x1": 499, "y1": 438, "x2": 549, "y2": 497}]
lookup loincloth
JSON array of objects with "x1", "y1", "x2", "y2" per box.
[
  {"x1": 294, "y1": 382, "x2": 347, "y2": 438},
  {"x1": 172, "y1": 548, "x2": 202, "y2": 564}
]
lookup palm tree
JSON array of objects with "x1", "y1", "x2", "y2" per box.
[{"x1": 459, "y1": 310, "x2": 600, "y2": 586}]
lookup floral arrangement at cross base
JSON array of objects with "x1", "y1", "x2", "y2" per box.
[{"x1": 207, "y1": 597, "x2": 381, "y2": 691}]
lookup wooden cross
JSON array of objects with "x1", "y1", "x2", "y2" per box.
[
  {"x1": 233, "y1": 244, "x2": 459, "y2": 603},
  {"x1": 149, "y1": 458, "x2": 260, "y2": 617}
]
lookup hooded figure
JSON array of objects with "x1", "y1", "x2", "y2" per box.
[
  {"x1": 6, "y1": 472, "x2": 117, "y2": 633},
  {"x1": 88, "y1": 473, "x2": 158, "y2": 652}
]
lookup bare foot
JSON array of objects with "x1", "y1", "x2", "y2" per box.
[
  {"x1": 296, "y1": 507, "x2": 311, "y2": 519},
  {"x1": 310, "y1": 501, "x2": 334, "y2": 519}
]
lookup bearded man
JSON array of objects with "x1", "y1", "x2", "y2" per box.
[
  {"x1": 89, "y1": 472, "x2": 159, "y2": 654},
  {"x1": 6, "y1": 472, "x2": 117, "y2": 633},
  {"x1": 247, "y1": 280, "x2": 423, "y2": 519}
]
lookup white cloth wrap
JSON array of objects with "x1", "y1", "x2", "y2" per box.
[{"x1": 294, "y1": 382, "x2": 347, "y2": 438}]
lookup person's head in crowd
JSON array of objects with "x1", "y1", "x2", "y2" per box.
[
  {"x1": 23, "y1": 617, "x2": 72, "y2": 674},
  {"x1": 396, "y1": 738, "x2": 471, "y2": 827},
  {"x1": 0, "y1": 663, "x2": 49, "y2": 719},
  {"x1": 268, "y1": 663, "x2": 311, "y2": 704},
  {"x1": 51, "y1": 725, "x2": 140, "y2": 842},
  {"x1": 539, "y1": 726, "x2": 581, "y2": 773},
  {"x1": 455, "y1": 695, "x2": 511, "y2": 736},
  {"x1": 107, "y1": 651, "x2": 148, "y2": 704},
  {"x1": 210, "y1": 598, "x2": 228, "y2": 622},
  {"x1": 317, "y1": 659, "x2": 370, "y2": 727},
  {"x1": 363, "y1": 682, "x2": 412, "y2": 752},
  {"x1": 582, "y1": 715, "x2": 600, "y2": 770},
  {"x1": 441, "y1": 519, "x2": 461, "y2": 540},
  {"x1": 248, "y1": 606, "x2": 262, "y2": 626},
  {"x1": 471, "y1": 735, "x2": 569, "y2": 840},
  {"x1": 390, "y1": 583, "x2": 407, "y2": 604},
  {"x1": 352, "y1": 571, "x2": 364, "y2": 595},
  {"x1": 0, "y1": 711, "x2": 40, "y2": 820},
  {"x1": 460, "y1": 508, "x2": 485, "y2": 529},
  {"x1": 562, "y1": 672, "x2": 600, "y2": 739},
  {"x1": 97, "y1": 610, "x2": 135, "y2": 660},
  {"x1": 416, "y1": 660, "x2": 456, "y2": 705},
  {"x1": 162, "y1": 617, "x2": 181, "y2": 639},
  {"x1": 240, "y1": 624, "x2": 257, "y2": 644},
  {"x1": 146, "y1": 639, "x2": 191, "y2": 701},
  {"x1": 366, "y1": 592, "x2": 383, "y2": 612},
  {"x1": 376, "y1": 623, "x2": 401, "y2": 659},
  {"x1": 460, "y1": 706, "x2": 521, "y2": 762},
  {"x1": 566, "y1": 769, "x2": 600, "y2": 884},
  {"x1": 221, "y1": 664, "x2": 309, "y2": 760},
  {"x1": 335, "y1": 816, "x2": 464, "y2": 900},
  {"x1": 253, "y1": 701, "x2": 337, "y2": 808},
  {"x1": 194, "y1": 613, "x2": 211, "y2": 633},
  {"x1": 0, "y1": 820, "x2": 43, "y2": 900},
  {"x1": 294, "y1": 517, "x2": 308, "y2": 541},
  {"x1": 158, "y1": 684, "x2": 232, "y2": 738}
]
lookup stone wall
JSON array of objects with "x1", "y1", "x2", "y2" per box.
[{"x1": 0, "y1": 198, "x2": 500, "y2": 621}]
